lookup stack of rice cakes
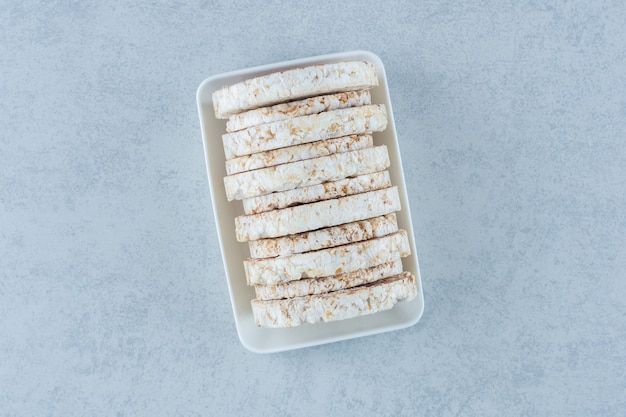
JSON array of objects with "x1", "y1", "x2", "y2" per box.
[{"x1": 212, "y1": 61, "x2": 417, "y2": 328}]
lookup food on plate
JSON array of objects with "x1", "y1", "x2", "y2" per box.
[
  {"x1": 226, "y1": 90, "x2": 371, "y2": 133},
  {"x1": 221, "y1": 104, "x2": 388, "y2": 159},
  {"x1": 223, "y1": 146, "x2": 390, "y2": 201},
  {"x1": 212, "y1": 61, "x2": 378, "y2": 118},
  {"x1": 244, "y1": 230, "x2": 410, "y2": 285},
  {"x1": 242, "y1": 170, "x2": 390, "y2": 215},
  {"x1": 253, "y1": 259, "x2": 403, "y2": 301},
  {"x1": 250, "y1": 272, "x2": 417, "y2": 328},
  {"x1": 212, "y1": 60, "x2": 416, "y2": 327},
  {"x1": 234, "y1": 187, "x2": 401, "y2": 242},
  {"x1": 225, "y1": 134, "x2": 373, "y2": 176},
  {"x1": 248, "y1": 213, "x2": 399, "y2": 259}
]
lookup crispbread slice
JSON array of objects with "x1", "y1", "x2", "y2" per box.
[
  {"x1": 251, "y1": 272, "x2": 417, "y2": 328},
  {"x1": 244, "y1": 230, "x2": 410, "y2": 286},
  {"x1": 248, "y1": 213, "x2": 399, "y2": 258},
  {"x1": 226, "y1": 90, "x2": 371, "y2": 132},
  {"x1": 254, "y1": 258, "x2": 404, "y2": 301},
  {"x1": 224, "y1": 146, "x2": 389, "y2": 201},
  {"x1": 225, "y1": 134, "x2": 372, "y2": 176},
  {"x1": 212, "y1": 61, "x2": 378, "y2": 119},
  {"x1": 243, "y1": 170, "x2": 390, "y2": 215},
  {"x1": 235, "y1": 186, "x2": 401, "y2": 242},
  {"x1": 222, "y1": 104, "x2": 387, "y2": 159}
]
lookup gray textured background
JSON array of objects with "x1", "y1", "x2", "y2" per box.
[{"x1": 2, "y1": 1, "x2": 625, "y2": 416}]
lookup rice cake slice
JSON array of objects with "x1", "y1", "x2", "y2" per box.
[
  {"x1": 251, "y1": 272, "x2": 417, "y2": 328},
  {"x1": 224, "y1": 145, "x2": 389, "y2": 201},
  {"x1": 213, "y1": 61, "x2": 378, "y2": 119},
  {"x1": 248, "y1": 213, "x2": 399, "y2": 259},
  {"x1": 235, "y1": 186, "x2": 401, "y2": 242},
  {"x1": 225, "y1": 134, "x2": 372, "y2": 176},
  {"x1": 222, "y1": 104, "x2": 387, "y2": 159},
  {"x1": 254, "y1": 259, "x2": 403, "y2": 301},
  {"x1": 244, "y1": 230, "x2": 410, "y2": 286},
  {"x1": 242, "y1": 170, "x2": 390, "y2": 215},
  {"x1": 226, "y1": 90, "x2": 371, "y2": 132}
]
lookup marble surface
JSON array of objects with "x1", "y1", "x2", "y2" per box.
[{"x1": 1, "y1": 1, "x2": 625, "y2": 415}]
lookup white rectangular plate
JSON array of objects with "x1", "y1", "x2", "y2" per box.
[{"x1": 196, "y1": 50, "x2": 424, "y2": 353}]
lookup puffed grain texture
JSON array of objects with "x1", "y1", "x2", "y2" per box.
[
  {"x1": 251, "y1": 272, "x2": 417, "y2": 328},
  {"x1": 225, "y1": 134, "x2": 372, "y2": 176},
  {"x1": 224, "y1": 146, "x2": 389, "y2": 201},
  {"x1": 235, "y1": 186, "x2": 401, "y2": 242},
  {"x1": 222, "y1": 104, "x2": 387, "y2": 159},
  {"x1": 213, "y1": 61, "x2": 378, "y2": 118},
  {"x1": 254, "y1": 259, "x2": 403, "y2": 300},
  {"x1": 244, "y1": 230, "x2": 410, "y2": 285},
  {"x1": 226, "y1": 90, "x2": 371, "y2": 132},
  {"x1": 242, "y1": 170, "x2": 390, "y2": 215},
  {"x1": 248, "y1": 213, "x2": 398, "y2": 258}
]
